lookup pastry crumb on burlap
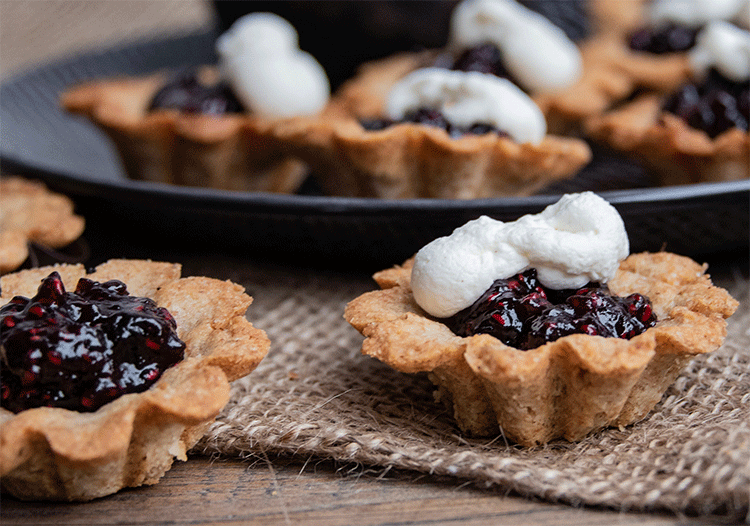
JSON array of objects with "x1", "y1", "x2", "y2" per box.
[
  {"x1": 0, "y1": 260, "x2": 270, "y2": 501},
  {"x1": 190, "y1": 255, "x2": 747, "y2": 520},
  {"x1": 0, "y1": 177, "x2": 85, "y2": 274}
]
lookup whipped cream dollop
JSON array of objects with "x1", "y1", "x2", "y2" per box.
[
  {"x1": 411, "y1": 192, "x2": 629, "y2": 318},
  {"x1": 386, "y1": 68, "x2": 546, "y2": 144},
  {"x1": 689, "y1": 21, "x2": 750, "y2": 81},
  {"x1": 216, "y1": 13, "x2": 330, "y2": 118},
  {"x1": 649, "y1": 0, "x2": 747, "y2": 28},
  {"x1": 449, "y1": 0, "x2": 582, "y2": 92}
]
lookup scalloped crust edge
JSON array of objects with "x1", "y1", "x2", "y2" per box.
[
  {"x1": 0, "y1": 260, "x2": 270, "y2": 500},
  {"x1": 344, "y1": 252, "x2": 738, "y2": 446},
  {"x1": 274, "y1": 108, "x2": 592, "y2": 199},
  {"x1": 0, "y1": 177, "x2": 86, "y2": 274},
  {"x1": 60, "y1": 70, "x2": 307, "y2": 193},
  {"x1": 584, "y1": 93, "x2": 750, "y2": 185}
]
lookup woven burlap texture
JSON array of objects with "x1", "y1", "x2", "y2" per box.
[{"x1": 194, "y1": 260, "x2": 750, "y2": 521}]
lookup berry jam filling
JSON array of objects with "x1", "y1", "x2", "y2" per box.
[
  {"x1": 149, "y1": 70, "x2": 245, "y2": 115},
  {"x1": 662, "y1": 68, "x2": 749, "y2": 138},
  {"x1": 444, "y1": 268, "x2": 656, "y2": 350},
  {"x1": 628, "y1": 23, "x2": 700, "y2": 54},
  {"x1": 450, "y1": 43, "x2": 513, "y2": 80},
  {"x1": 361, "y1": 107, "x2": 509, "y2": 139},
  {"x1": 0, "y1": 272, "x2": 185, "y2": 413}
]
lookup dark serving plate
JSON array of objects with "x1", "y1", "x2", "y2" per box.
[{"x1": 1, "y1": 29, "x2": 748, "y2": 270}]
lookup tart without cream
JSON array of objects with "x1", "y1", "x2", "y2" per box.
[
  {"x1": 61, "y1": 13, "x2": 330, "y2": 193},
  {"x1": 277, "y1": 68, "x2": 591, "y2": 199},
  {"x1": 344, "y1": 193, "x2": 738, "y2": 445},
  {"x1": 0, "y1": 177, "x2": 85, "y2": 274},
  {"x1": 0, "y1": 260, "x2": 270, "y2": 500}
]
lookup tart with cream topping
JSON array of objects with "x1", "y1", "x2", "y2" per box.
[
  {"x1": 61, "y1": 13, "x2": 329, "y2": 193},
  {"x1": 277, "y1": 67, "x2": 591, "y2": 199},
  {"x1": 331, "y1": 0, "x2": 590, "y2": 131},
  {"x1": 585, "y1": 20, "x2": 750, "y2": 185},
  {"x1": 543, "y1": 0, "x2": 748, "y2": 128},
  {"x1": 0, "y1": 260, "x2": 270, "y2": 500},
  {"x1": 345, "y1": 193, "x2": 738, "y2": 445}
]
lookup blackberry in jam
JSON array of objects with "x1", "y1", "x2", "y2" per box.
[
  {"x1": 444, "y1": 269, "x2": 656, "y2": 350},
  {"x1": 663, "y1": 68, "x2": 749, "y2": 138},
  {"x1": 0, "y1": 272, "x2": 185, "y2": 413},
  {"x1": 149, "y1": 70, "x2": 245, "y2": 115},
  {"x1": 360, "y1": 107, "x2": 508, "y2": 139},
  {"x1": 451, "y1": 43, "x2": 512, "y2": 79},
  {"x1": 628, "y1": 23, "x2": 699, "y2": 54}
]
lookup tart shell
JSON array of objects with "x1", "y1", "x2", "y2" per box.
[
  {"x1": 584, "y1": 93, "x2": 750, "y2": 185},
  {"x1": 0, "y1": 177, "x2": 85, "y2": 274},
  {"x1": 0, "y1": 260, "x2": 270, "y2": 500},
  {"x1": 345, "y1": 252, "x2": 738, "y2": 446},
  {"x1": 275, "y1": 104, "x2": 592, "y2": 199},
  {"x1": 60, "y1": 70, "x2": 308, "y2": 193}
]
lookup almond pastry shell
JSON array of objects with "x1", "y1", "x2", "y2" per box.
[
  {"x1": 0, "y1": 177, "x2": 85, "y2": 274},
  {"x1": 0, "y1": 259, "x2": 270, "y2": 501},
  {"x1": 60, "y1": 70, "x2": 308, "y2": 193},
  {"x1": 584, "y1": 93, "x2": 750, "y2": 185},
  {"x1": 345, "y1": 252, "x2": 738, "y2": 446},
  {"x1": 275, "y1": 100, "x2": 592, "y2": 199}
]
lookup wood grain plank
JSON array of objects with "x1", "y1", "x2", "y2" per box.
[{"x1": 1, "y1": 455, "x2": 711, "y2": 526}]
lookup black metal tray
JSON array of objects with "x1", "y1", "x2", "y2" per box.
[{"x1": 2, "y1": 29, "x2": 748, "y2": 269}]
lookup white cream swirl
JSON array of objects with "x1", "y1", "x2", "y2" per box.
[
  {"x1": 216, "y1": 13, "x2": 330, "y2": 117},
  {"x1": 649, "y1": 0, "x2": 747, "y2": 28},
  {"x1": 386, "y1": 68, "x2": 546, "y2": 144},
  {"x1": 689, "y1": 21, "x2": 750, "y2": 81},
  {"x1": 411, "y1": 192, "x2": 629, "y2": 318},
  {"x1": 449, "y1": 0, "x2": 582, "y2": 92}
]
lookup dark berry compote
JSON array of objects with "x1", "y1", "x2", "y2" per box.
[
  {"x1": 663, "y1": 68, "x2": 750, "y2": 138},
  {"x1": 629, "y1": 23, "x2": 700, "y2": 54},
  {"x1": 0, "y1": 272, "x2": 185, "y2": 413},
  {"x1": 361, "y1": 107, "x2": 509, "y2": 139},
  {"x1": 149, "y1": 70, "x2": 245, "y2": 115},
  {"x1": 444, "y1": 268, "x2": 656, "y2": 350}
]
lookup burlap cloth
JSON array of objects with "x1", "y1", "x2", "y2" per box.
[{"x1": 191, "y1": 257, "x2": 750, "y2": 522}]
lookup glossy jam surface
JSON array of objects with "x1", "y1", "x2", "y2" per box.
[
  {"x1": 629, "y1": 23, "x2": 700, "y2": 54},
  {"x1": 663, "y1": 68, "x2": 750, "y2": 138},
  {"x1": 149, "y1": 71, "x2": 245, "y2": 115},
  {"x1": 1, "y1": 272, "x2": 185, "y2": 413},
  {"x1": 361, "y1": 107, "x2": 508, "y2": 138},
  {"x1": 450, "y1": 43, "x2": 513, "y2": 79},
  {"x1": 444, "y1": 269, "x2": 656, "y2": 350}
]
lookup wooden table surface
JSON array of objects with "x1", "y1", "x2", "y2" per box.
[{"x1": 0, "y1": 2, "x2": 740, "y2": 524}]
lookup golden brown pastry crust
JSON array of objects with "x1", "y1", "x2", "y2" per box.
[
  {"x1": 0, "y1": 260, "x2": 270, "y2": 501},
  {"x1": 278, "y1": 111, "x2": 591, "y2": 199},
  {"x1": 345, "y1": 252, "x2": 738, "y2": 446},
  {"x1": 0, "y1": 177, "x2": 85, "y2": 274},
  {"x1": 276, "y1": 75, "x2": 592, "y2": 199},
  {"x1": 534, "y1": 0, "x2": 695, "y2": 130},
  {"x1": 60, "y1": 69, "x2": 307, "y2": 193},
  {"x1": 584, "y1": 93, "x2": 750, "y2": 185},
  {"x1": 329, "y1": 1, "x2": 690, "y2": 132}
]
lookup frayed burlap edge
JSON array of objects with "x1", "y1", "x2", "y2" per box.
[{"x1": 194, "y1": 260, "x2": 749, "y2": 522}]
